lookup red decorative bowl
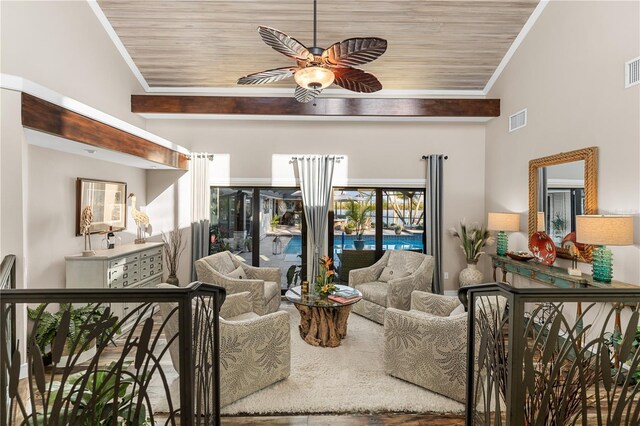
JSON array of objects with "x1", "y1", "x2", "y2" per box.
[{"x1": 529, "y1": 232, "x2": 557, "y2": 266}]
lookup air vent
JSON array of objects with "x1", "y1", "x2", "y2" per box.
[
  {"x1": 509, "y1": 109, "x2": 527, "y2": 132},
  {"x1": 626, "y1": 57, "x2": 640, "y2": 88}
]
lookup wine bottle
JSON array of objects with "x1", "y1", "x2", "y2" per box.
[{"x1": 106, "y1": 226, "x2": 115, "y2": 249}]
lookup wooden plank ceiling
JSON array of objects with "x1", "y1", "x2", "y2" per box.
[{"x1": 97, "y1": 0, "x2": 539, "y2": 91}]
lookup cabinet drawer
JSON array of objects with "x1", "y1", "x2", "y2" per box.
[
  {"x1": 108, "y1": 262, "x2": 139, "y2": 283},
  {"x1": 141, "y1": 248, "x2": 162, "y2": 259},
  {"x1": 109, "y1": 254, "x2": 140, "y2": 269}
]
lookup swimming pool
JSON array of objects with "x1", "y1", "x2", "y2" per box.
[{"x1": 283, "y1": 234, "x2": 424, "y2": 254}]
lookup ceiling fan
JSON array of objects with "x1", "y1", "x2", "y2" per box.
[{"x1": 237, "y1": 0, "x2": 387, "y2": 103}]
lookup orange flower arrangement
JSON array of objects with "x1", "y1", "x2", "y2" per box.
[{"x1": 315, "y1": 255, "x2": 337, "y2": 297}]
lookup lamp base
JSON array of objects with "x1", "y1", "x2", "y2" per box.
[
  {"x1": 496, "y1": 231, "x2": 508, "y2": 256},
  {"x1": 592, "y1": 245, "x2": 613, "y2": 283}
]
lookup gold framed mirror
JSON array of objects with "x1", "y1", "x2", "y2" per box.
[{"x1": 528, "y1": 147, "x2": 598, "y2": 263}]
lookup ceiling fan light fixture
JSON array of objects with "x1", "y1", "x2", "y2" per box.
[{"x1": 294, "y1": 66, "x2": 335, "y2": 90}]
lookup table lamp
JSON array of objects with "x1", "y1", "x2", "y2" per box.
[
  {"x1": 576, "y1": 215, "x2": 633, "y2": 283},
  {"x1": 488, "y1": 212, "x2": 521, "y2": 256}
]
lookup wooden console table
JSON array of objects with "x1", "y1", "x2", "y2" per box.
[{"x1": 490, "y1": 254, "x2": 636, "y2": 290}]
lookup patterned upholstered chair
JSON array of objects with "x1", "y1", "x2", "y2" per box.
[
  {"x1": 157, "y1": 285, "x2": 291, "y2": 407},
  {"x1": 383, "y1": 291, "x2": 506, "y2": 403},
  {"x1": 349, "y1": 250, "x2": 434, "y2": 324},
  {"x1": 195, "y1": 251, "x2": 281, "y2": 315}
]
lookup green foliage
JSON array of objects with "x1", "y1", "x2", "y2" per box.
[
  {"x1": 608, "y1": 326, "x2": 640, "y2": 381},
  {"x1": 551, "y1": 212, "x2": 567, "y2": 233},
  {"x1": 449, "y1": 221, "x2": 494, "y2": 263},
  {"x1": 26, "y1": 361, "x2": 150, "y2": 425},
  {"x1": 271, "y1": 215, "x2": 280, "y2": 228},
  {"x1": 345, "y1": 198, "x2": 374, "y2": 239},
  {"x1": 209, "y1": 224, "x2": 230, "y2": 254},
  {"x1": 27, "y1": 304, "x2": 117, "y2": 354}
]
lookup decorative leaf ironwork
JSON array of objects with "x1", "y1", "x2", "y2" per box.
[
  {"x1": 333, "y1": 68, "x2": 383, "y2": 93},
  {"x1": 257, "y1": 26, "x2": 312, "y2": 61},
  {"x1": 323, "y1": 37, "x2": 387, "y2": 67},
  {"x1": 237, "y1": 67, "x2": 298, "y2": 85},
  {"x1": 294, "y1": 85, "x2": 322, "y2": 103}
]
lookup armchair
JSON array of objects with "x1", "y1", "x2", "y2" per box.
[
  {"x1": 349, "y1": 250, "x2": 434, "y2": 324},
  {"x1": 384, "y1": 291, "x2": 505, "y2": 403},
  {"x1": 195, "y1": 251, "x2": 281, "y2": 315},
  {"x1": 157, "y1": 285, "x2": 291, "y2": 407}
]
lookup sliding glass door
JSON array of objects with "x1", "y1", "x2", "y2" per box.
[
  {"x1": 210, "y1": 187, "x2": 305, "y2": 292},
  {"x1": 331, "y1": 187, "x2": 426, "y2": 283}
]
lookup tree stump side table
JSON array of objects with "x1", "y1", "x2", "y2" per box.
[{"x1": 285, "y1": 285, "x2": 362, "y2": 348}]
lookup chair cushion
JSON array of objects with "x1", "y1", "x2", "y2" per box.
[
  {"x1": 264, "y1": 281, "x2": 280, "y2": 301},
  {"x1": 387, "y1": 250, "x2": 424, "y2": 275},
  {"x1": 227, "y1": 266, "x2": 246, "y2": 280},
  {"x1": 227, "y1": 311, "x2": 260, "y2": 322},
  {"x1": 450, "y1": 304, "x2": 466, "y2": 316},
  {"x1": 379, "y1": 266, "x2": 410, "y2": 283},
  {"x1": 204, "y1": 253, "x2": 235, "y2": 275},
  {"x1": 356, "y1": 282, "x2": 389, "y2": 307}
]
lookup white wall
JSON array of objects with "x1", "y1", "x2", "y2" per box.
[
  {"x1": 26, "y1": 144, "x2": 146, "y2": 288},
  {"x1": 147, "y1": 119, "x2": 487, "y2": 291},
  {"x1": 484, "y1": 0, "x2": 640, "y2": 283}
]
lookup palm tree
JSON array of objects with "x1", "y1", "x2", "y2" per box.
[{"x1": 345, "y1": 199, "x2": 374, "y2": 240}]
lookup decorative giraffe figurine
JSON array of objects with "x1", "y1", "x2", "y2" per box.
[
  {"x1": 128, "y1": 193, "x2": 150, "y2": 244},
  {"x1": 81, "y1": 205, "x2": 95, "y2": 256}
]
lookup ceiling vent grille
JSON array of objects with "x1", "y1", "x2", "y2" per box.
[
  {"x1": 626, "y1": 57, "x2": 640, "y2": 88},
  {"x1": 509, "y1": 109, "x2": 527, "y2": 132}
]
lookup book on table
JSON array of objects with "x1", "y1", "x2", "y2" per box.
[
  {"x1": 333, "y1": 288, "x2": 360, "y2": 299},
  {"x1": 328, "y1": 294, "x2": 361, "y2": 304}
]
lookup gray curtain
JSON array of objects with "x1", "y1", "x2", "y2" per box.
[
  {"x1": 296, "y1": 155, "x2": 337, "y2": 286},
  {"x1": 190, "y1": 153, "x2": 212, "y2": 281},
  {"x1": 191, "y1": 220, "x2": 210, "y2": 281},
  {"x1": 425, "y1": 155, "x2": 445, "y2": 294}
]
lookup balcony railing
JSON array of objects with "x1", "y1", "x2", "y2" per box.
[
  {"x1": 0, "y1": 254, "x2": 225, "y2": 426},
  {"x1": 463, "y1": 283, "x2": 640, "y2": 425}
]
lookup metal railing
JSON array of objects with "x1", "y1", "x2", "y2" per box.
[
  {"x1": 0, "y1": 267, "x2": 225, "y2": 426},
  {"x1": 463, "y1": 283, "x2": 640, "y2": 425}
]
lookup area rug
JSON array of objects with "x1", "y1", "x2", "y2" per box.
[
  {"x1": 150, "y1": 303, "x2": 464, "y2": 415},
  {"x1": 221, "y1": 303, "x2": 464, "y2": 415}
]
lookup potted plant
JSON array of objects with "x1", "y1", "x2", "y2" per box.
[
  {"x1": 315, "y1": 256, "x2": 336, "y2": 298},
  {"x1": 344, "y1": 222, "x2": 355, "y2": 235},
  {"x1": 450, "y1": 221, "x2": 494, "y2": 286},
  {"x1": 271, "y1": 215, "x2": 280, "y2": 231},
  {"x1": 27, "y1": 303, "x2": 118, "y2": 366},
  {"x1": 162, "y1": 226, "x2": 186, "y2": 286},
  {"x1": 345, "y1": 199, "x2": 374, "y2": 250},
  {"x1": 394, "y1": 223, "x2": 404, "y2": 235}
]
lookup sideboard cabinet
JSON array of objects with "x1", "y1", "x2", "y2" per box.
[{"x1": 65, "y1": 242, "x2": 164, "y2": 323}]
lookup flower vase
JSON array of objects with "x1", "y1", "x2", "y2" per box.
[
  {"x1": 459, "y1": 263, "x2": 484, "y2": 287},
  {"x1": 166, "y1": 274, "x2": 179, "y2": 286}
]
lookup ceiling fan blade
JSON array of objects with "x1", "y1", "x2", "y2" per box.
[
  {"x1": 323, "y1": 38, "x2": 387, "y2": 67},
  {"x1": 333, "y1": 68, "x2": 382, "y2": 93},
  {"x1": 258, "y1": 26, "x2": 313, "y2": 62},
  {"x1": 294, "y1": 86, "x2": 322, "y2": 103},
  {"x1": 237, "y1": 67, "x2": 298, "y2": 85}
]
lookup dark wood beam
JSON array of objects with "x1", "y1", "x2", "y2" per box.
[
  {"x1": 131, "y1": 95, "x2": 500, "y2": 118},
  {"x1": 22, "y1": 93, "x2": 189, "y2": 170}
]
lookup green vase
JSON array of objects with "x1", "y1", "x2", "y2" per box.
[
  {"x1": 592, "y1": 245, "x2": 613, "y2": 283},
  {"x1": 496, "y1": 231, "x2": 508, "y2": 256}
]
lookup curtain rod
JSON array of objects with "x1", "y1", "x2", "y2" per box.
[
  {"x1": 421, "y1": 155, "x2": 448, "y2": 160},
  {"x1": 290, "y1": 155, "x2": 344, "y2": 160},
  {"x1": 189, "y1": 153, "x2": 214, "y2": 161}
]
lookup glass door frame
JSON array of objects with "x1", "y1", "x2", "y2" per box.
[{"x1": 329, "y1": 187, "x2": 427, "y2": 262}]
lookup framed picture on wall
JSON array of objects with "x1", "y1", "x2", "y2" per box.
[{"x1": 76, "y1": 178, "x2": 127, "y2": 236}]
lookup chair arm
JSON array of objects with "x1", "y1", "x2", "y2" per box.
[
  {"x1": 386, "y1": 274, "x2": 420, "y2": 311},
  {"x1": 219, "y1": 292, "x2": 253, "y2": 319},
  {"x1": 219, "y1": 311, "x2": 291, "y2": 406},
  {"x1": 196, "y1": 261, "x2": 265, "y2": 296},
  {"x1": 410, "y1": 291, "x2": 461, "y2": 317}
]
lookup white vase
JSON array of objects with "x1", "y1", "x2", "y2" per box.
[{"x1": 459, "y1": 263, "x2": 484, "y2": 287}]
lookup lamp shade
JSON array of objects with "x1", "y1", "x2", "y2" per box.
[
  {"x1": 294, "y1": 66, "x2": 335, "y2": 90},
  {"x1": 488, "y1": 212, "x2": 520, "y2": 232},
  {"x1": 537, "y1": 212, "x2": 546, "y2": 232},
  {"x1": 576, "y1": 215, "x2": 634, "y2": 246}
]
